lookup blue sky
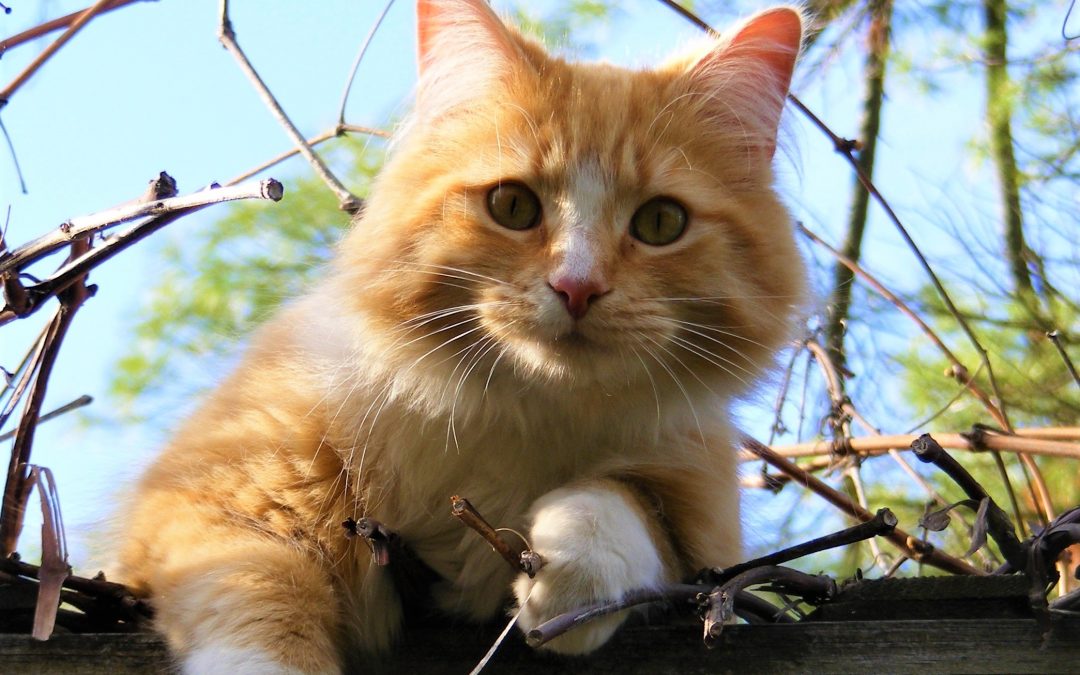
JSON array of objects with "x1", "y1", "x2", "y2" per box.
[{"x1": 1, "y1": 1, "x2": 1071, "y2": 571}]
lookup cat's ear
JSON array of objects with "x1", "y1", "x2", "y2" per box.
[
  {"x1": 415, "y1": 0, "x2": 524, "y2": 120},
  {"x1": 684, "y1": 7, "x2": 804, "y2": 158}
]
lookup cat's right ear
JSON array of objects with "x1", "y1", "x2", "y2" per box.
[{"x1": 415, "y1": 0, "x2": 523, "y2": 120}]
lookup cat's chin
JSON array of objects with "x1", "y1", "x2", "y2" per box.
[{"x1": 502, "y1": 331, "x2": 635, "y2": 388}]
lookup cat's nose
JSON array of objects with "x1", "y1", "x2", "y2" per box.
[{"x1": 548, "y1": 275, "x2": 609, "y2": 319}]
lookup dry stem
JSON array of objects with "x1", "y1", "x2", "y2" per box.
[
  {"x1": 223, "y1": 124, "x2": 389, "y2": 188},
  {"x1": 0, "y1": 0, "x2": 145, "y2": 54},
  {"x1": 450, "y1": 496, "x2": 542, "y2": 578},
  {"x1": 743, "y1": 431, "x2": 1080, "y2": 462},
  {"x1": 742, "y1": 437, "x2": 981, "y2": 576},
  {"x1": 0, "y1": 179, "x2": 283, "y2": 326},
  {"x1": 0, "y1": 0, "x2": 116, "y2": 107},
  {"x1": 217, "y1": 0, "x2": 362, "y2": 214},
  {"x1": 1, "y1": 241, "x2": 92, "y2": 556}
]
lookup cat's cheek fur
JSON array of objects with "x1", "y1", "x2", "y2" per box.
[{"x1": 512, "y1": 484, "x2": 668, "y2": 655}]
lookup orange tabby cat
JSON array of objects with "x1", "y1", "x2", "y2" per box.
[{"x1": 115, "y1": 1, "x2": 806, "y2": 672}]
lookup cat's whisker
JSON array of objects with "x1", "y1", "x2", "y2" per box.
[
  {"x1": 628, "y1": 345, "x2": 662, "y2": 426},
  {"x1": 650, "y1": 293, "x2": 800, "y2": 302},
  {"x1": 666, "y1": 333, "x2": 752, "y2": 386},
  {"x1": 662, "y1": 319, "x2": 769, "y2": 364},
  {"x1": 445, "y1": 334, "x2": 502, "y2": 454},
  {"x1": 663, "y1": 317, "x2": 770, "y2": 350},
  {"x1": 383, "y1": 266, "x2": 487, "y2": 288},
  {"x1": 639, "y1": 334, "x2": 717, "y2": 397},
  {"x1": 482, "y1": 343, "x2": 510, "y2": 400},
  {"x1": 635, "y1": 338, "x2": 707, "y2": 450},
  {"x1": 395, "y1": 302, "x2": 504, "y2": 332},
  {"x1": 386, "y1": 259, "x2": 519, "y2": 289}
]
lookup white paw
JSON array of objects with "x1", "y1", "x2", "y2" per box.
[
  {"x1": 513, "y1": 485, "x2": 665, "y2": 655},
  {"x1": 183, "y1": 643, "x2": 324, "y2": 675}
]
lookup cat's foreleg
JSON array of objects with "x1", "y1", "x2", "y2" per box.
[
  {"x1": 151, "y1": 537, "x2": 344, "y2": 675},
  {"x1": 512, "y1": 480, "x2": 677, "y2": 654}
]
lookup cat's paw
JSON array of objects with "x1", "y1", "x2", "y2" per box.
[
  {"x1": 512, "y1": 484, "x2": 666, "y2": 655},
  {"x1": 183, "y1": 642, "x2": 333, "y2": 675}
]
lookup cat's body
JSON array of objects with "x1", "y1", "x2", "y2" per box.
[{"x1": 115, "y1": 2, "x2": 807, "y2": 673}]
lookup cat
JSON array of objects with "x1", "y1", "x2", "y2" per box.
[{"x1": 115, "y1": 1, "x2": 807, "y2": 673}]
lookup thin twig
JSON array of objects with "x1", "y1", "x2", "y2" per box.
[
  {"x1": 0, "y1": 115, "x2": 27, "y2": 194},
  {"x1": 451, "y1": 496, "x2": 543, "y2": 578},
  {"x1": 845, "y1": 466, "x2": 891, "y2": 574},
  {"x1": 703, "y1": 508, "x2": 897, "y2": 584},
  {"x1": 742, "y1": 431, "x2": 1080, "y2": 462},
  {"x1": 0, "y1": 172, "x2": 181, "y2": 276},
  {"x1": 909, "y1": 434, "x2": 1025, "y2": 569},
  {"x1": 1047, "y1": 330, "x2": 1080, "y2": 390},
  {"x1": 0, "y1": 0, "x2": 146, "y2": 54},
  {"x1": 1, "y1": 240, "x2": 92, "y2": 557},
  {"x1": 0, "y1": 0, "x2": 116, "y2": 108},
  {"x1": 0, "y1": 179, "x2": 283, "y2": 326},
  {"x1": 742, "y1": 437, "x2": 982, "y2": 576},
  {"x1": 223, "y1": 124, "x2": 389, "y2": 188},
  {"x1": 336, "y1": 0, "x2": 396, "y2": 126},
  {"x1": 0, "y1": 395, "x2": 92, "y2": 443},
  {"x1": 217, "y1": 0, "x2": 362, "y2": 214}
]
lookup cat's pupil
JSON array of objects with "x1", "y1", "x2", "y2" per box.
[
  {"x1": 630, "y1": 197, "x2": 687, "y2": 246},
  {"x1": 486, "y1": 182, "x2": 540, "y2": 231}
]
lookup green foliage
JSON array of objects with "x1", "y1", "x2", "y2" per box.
[
  {"x1": 896, "y1": 289, "x2": 1080, "y2": 517},
  {"x1": 899, "y1": 292, "x2": 1079, "y2": 429},
  {"x1": 110, "y1": 139, "x2": 383, "y2": 416}
]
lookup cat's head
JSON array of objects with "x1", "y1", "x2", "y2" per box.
[{"x1": 338, "y1": 0, "x2": 807, "y2": 399}]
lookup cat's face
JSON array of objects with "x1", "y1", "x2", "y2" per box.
[{"x1": 340, "y1": 1, "x2": 806, "y2": 394}]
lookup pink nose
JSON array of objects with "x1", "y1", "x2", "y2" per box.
[{"x1": 549, "y1": 275, "x2": 609, "y2": 319}]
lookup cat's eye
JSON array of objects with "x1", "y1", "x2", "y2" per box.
[
  {"x1": 630, "y1": 197, "x2": 688, "y2": 246},
  {"x1": 486, "y1": 182, "x2": 541, "y2": 231}
]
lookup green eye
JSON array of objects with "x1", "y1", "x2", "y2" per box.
[
  {"x1": 487, "y1": 182, "x2": 541, "y2": 231},
  {"x1": 630, "y1": 197, "x2": 688, "y2": 246}
]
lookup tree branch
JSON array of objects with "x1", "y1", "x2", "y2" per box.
[
  {"x1": 0, "y1": 179, "x2": 283, "y2": 326},
  {"x1": 0, "y1": 0, "x2": 116, "y2": 108},
  {"x1": 217, "y1": 0, "x2": 362, "y2": 214}
]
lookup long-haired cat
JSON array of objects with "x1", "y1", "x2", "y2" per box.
[{"x1": 115, "y1": 1, "x2": 807, "y2": 672}]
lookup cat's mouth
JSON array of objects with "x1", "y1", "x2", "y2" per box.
[{"x1": 551, "y1": 329, "x2": 592, "y2": 347}]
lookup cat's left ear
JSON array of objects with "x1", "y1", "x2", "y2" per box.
[
  {"x1": 415, "y1": 0, "x2": 525, "y2": 120},
  {"x1": 684, "y1": 7, "x2": 804, "y2": 158}
]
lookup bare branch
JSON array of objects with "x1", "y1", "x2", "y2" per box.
[
  {"x1": 223, "y1": 124, "x2": 389, "y2": 188},
  {"x1": 742, "y1": 431, "x2": 1080, "y2": 462},
  {"x1": 0, "y1": 172, "x2": 179, "y2": 277},
  {"x1": 217, "y1": 0, "x2": 362, "y2": 214},
  {"x1": 0, "y1": 395, "x2": 92, "y2": 443},
  {"x1": 0, "y1": 179, "x2": 283, "y2": 326},
  {"x1": 0, "y1": 0, "x2": 147, "y2": 54},
  {"x1": 0, "y1": 0, "x2": 116, "y2": 108},
  {"x1": 336, "y1": 0, "x2": 396, "y2": 126},
  {"x1": 1, "y1": 240, "x2": 92, "y2": 556},
  {"x1": 742, "y1": 437, "x2": 982, "y2": 576},
  {"x1": 451, "y1": 495, "x2": 543, "y2": 578}
]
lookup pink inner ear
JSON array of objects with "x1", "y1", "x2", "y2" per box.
[
  {"x1": 415, "y1": 0, "x2": 445, "y2": 73},
  {"x1": 416, "y1": 0, "x2": 518, "y2": 77},
  {"x1": 727, "y1": 8, "x2": 803, "y2": 95}
]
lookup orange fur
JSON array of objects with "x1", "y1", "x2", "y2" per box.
[{"x1": 115, "y1": 2, "x2": 807, "y2": 671}]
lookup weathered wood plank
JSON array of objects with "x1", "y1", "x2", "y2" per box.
[{"x1": 3, "y1": 617, "x2": 1078, "y2": 674}]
